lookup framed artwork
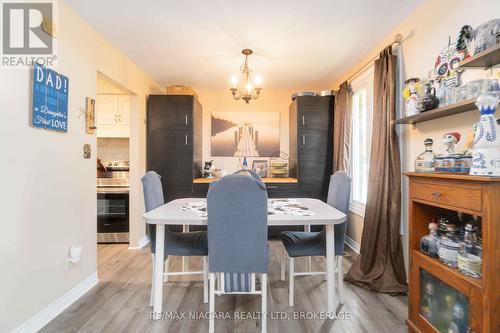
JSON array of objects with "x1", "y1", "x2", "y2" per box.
[
  {"x1": 252, "y1": 160, "x2": 268, "y2": 178},
  {"x1": 211, "y1": 111, "x2": 280, "y2": 157}
]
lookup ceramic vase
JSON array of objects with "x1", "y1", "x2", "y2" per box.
[{"x1": 470, "y1": 94, "x2": 500, "y2": 176}]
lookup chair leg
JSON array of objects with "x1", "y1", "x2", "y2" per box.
[
  {"x1": 163, "y1": 256, "x2": 169, "y2": 283},
  {"x1": 337, "y1": 255, "x2": 344, "y2": 304},
  {"x1": 209, "y1": 273, "x2": 215, "y2": 333},
  {"x1": 149, "y1": 254, "x2": 155, "y2": 307},
  {"x1": 305, "y1": 225, "x2": 312, "y2": 272},
  {"x1": 203, "y1": 256, "x2": 208, "y2": 304},
  {"x1": 289, "y1": 257, "x2": 294, "y2": 307},
  {"x1": 261, "y1": 273, "x2": 267, "y2": 333},
  {"x1": 280, "y1": 247, "x2": 286, "y2": 281}
]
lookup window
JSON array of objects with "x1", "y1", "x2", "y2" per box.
[{"x1": 350, "y1": 67, "x2": 374, "y2": 217}]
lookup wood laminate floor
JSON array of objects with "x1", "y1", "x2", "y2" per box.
[{"x1": 41, "y1": 241, "x2": 408, "y2": 333}]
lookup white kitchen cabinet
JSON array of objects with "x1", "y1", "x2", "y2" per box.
[{"x1": 96, "y1": 95, "x2": 130, "y2": 137}]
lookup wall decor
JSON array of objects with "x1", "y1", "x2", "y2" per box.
[
  {"x1": 32, "y1": 63, "x2": 69, "y2": 132},
  {"x1": 252, "y1": 160, "x2": 268, "y2": 178},
  {"x1": 83, "y1": 144, "x2": 92, "y2": 159},
  {"x1": 434, "y1": 42, "x2": 464, "y2": 88},
  {"x1": 211, "y1": 111, "x2": 280, "y2": 157},
  {"x1": 85, "y1": 97, "x2": 96, "y2": 134}
]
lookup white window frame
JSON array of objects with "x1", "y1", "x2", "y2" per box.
[{"x1": 349, "y1": 66, "x2": 374, "y2": 218}]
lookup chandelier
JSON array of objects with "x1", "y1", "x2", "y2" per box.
[{"x1": 230, "y1": 49, "x2": 262, "y2": 103}]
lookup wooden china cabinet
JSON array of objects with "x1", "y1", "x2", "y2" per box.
[{"x1": 405, "y1": 173, "x2": 500, "y2": 333}]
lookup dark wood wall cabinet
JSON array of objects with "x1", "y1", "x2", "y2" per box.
[
  {"x1": 405, "y1": 173, "x2": 500, "y2": 333},
  {"x1": 289, "y1": 95, "x2": 334, "y2": 201},
  {"x1": 147, "y1": 95, "x2": 202, "y2": 203}
]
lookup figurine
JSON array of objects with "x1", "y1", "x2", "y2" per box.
[
  {"x1": 458, "y1": 19, "x2": 500, "y2": 57},
  {"x1": 443, "y1": 132, "x2": 461, "y2": 155},
  {"x1": 403, "y1": 78, "x2": 420, "y2": 117},
  {"x1": 417, "y1": 80, "x2": 440, "y2": 112},
  {"x1": 470, "y1": 92, "x2": 500, "y2": 176}
]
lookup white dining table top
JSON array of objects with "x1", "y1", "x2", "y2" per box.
[{"x1": 143, "y1": 198, "x2": 347, "y2": 226}]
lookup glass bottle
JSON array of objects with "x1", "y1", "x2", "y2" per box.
[
  {"x1": 448, "y1": 302, "x2": 469, "y2": 333},
  {"x1": 438, "y1": 217, "x2": 450, "y2": 237},
  {"x1": 415, "y1": 138, "x2": 436, "y2": 172},
  {"x1": 439, "y1": 224, "x2": 460, "y2": 267},
  {"x1": 457, "y1": 212, "x2": 465, "y2": 241},
  {"x1": 457, "y1": 223, "x2": 482, "y2": 278},
  {"x1": 420, "y1": 222, "x2": 440, "y2": 258},
  {"x1": 420, "y1": 281, "x2": 439, "y2": 323}
]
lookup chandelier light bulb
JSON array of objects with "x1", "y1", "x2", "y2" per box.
[
  {"x1": 254, "y1": 74, "x2": 262, "y2": 87},
  {"x1": 246, "y1": 82, "x2": 252, "y2": 93},
  {"x1": 230, "y1": 75, "x2": 238, "y2": 88}
]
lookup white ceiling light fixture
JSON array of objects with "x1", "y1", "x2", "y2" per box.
[{"x1": 230, "y1": 49, "x2": 262, "y2": 104}]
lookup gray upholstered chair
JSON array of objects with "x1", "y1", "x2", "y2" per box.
[
  {"x1": 141, "y1": 171, "x2": 209, "y2": 306},
  {"x1": 207, "y1": 170, "x2": 268, "y2": 333},
  {"x1": 279, "y1": 171, "x2": 351, "y2": 306}
]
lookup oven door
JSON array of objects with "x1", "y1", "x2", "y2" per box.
[{"x1": 97, "y1": 192, "x2": 129, "y2": 242}]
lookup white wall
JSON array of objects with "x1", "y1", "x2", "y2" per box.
[
  {"x1": 332, "y1": 0, "x2": 500, "y2": 269},
  {"x1": 196, "y1": 89, "x2": 297, "y2": 173},
  {"x1": 0, "y1": 1, "x2": 161, "y2": 331}
]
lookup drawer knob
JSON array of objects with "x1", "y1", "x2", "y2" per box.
[{"x1": 431, "y1": 192, "x2": 442, "y2": 197}]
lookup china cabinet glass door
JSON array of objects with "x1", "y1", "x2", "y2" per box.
[{"x1": 420, "y1": 269, "x2": 470, "y2": 333}]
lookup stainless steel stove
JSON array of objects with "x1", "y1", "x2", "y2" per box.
[{"x1": 97, "y1": 160, "x2": 130, "y2": 243}]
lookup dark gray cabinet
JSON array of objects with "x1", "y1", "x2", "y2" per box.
[
  {"x1": 147, "y1": 95, "x2": 202, "y2": 203},
  {"x1": 289, "y1": 95, "x2": 334, "y2": 201}
]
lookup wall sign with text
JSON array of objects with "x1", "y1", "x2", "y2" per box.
[{"x1": 32, "y1": 63, "x2": 69, "y2": 132}]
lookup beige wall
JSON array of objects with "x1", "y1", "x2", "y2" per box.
[
  {"x1": 0, "y1": 1, "x2": 161, "y2": 331},
  {"x1": 195, "y1": 89, "x2": 297, "y2": 172},
  {"x1": 332, "y1": 0, "x2": 500, "y2": 267}
]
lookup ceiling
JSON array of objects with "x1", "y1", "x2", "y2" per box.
[{"x1": 66, "y1": 0, "x2": 423, "y2": 90}]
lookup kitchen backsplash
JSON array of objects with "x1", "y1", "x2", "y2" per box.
[{"x1": 97, "y1": 138, "x2": 129, "y2": 161}]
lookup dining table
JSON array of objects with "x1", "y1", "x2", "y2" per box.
[{"x1": 142, "y1": 197, "x2": 347, "y2": 316}]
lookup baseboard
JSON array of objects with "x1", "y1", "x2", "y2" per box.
[
  {"x1": 345, "y1": 236, "x2": 360, "y2": 254},
  {"x1": 12, "y1": 272, "x2": 98, "y2": 333},
  {"x1": 128, "y1": 234, "x2": 150, "y2": 250}
]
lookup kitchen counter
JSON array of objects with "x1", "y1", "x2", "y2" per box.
[{"x1": 193, "y1": 177, "x2": 298, "y2": 184}]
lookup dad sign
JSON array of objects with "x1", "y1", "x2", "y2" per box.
[{"x1": 32, "y1": 63, "x2": 69, "y2": 132}]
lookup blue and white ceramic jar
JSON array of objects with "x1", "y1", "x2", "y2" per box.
[{"x1": 470, "y1": 93, "x2": 500, "y2": 176}]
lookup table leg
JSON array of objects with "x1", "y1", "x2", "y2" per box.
[
  {"x1": 153, "y1": 224, "x2": 165, "y2": 315},
  {"x1": 325, "y1": 224, "x2": 337, "y2": 314}
]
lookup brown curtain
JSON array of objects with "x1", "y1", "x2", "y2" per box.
[
  {"x1": 344, "y1": 47, "x2": 407, "y2": 294},
  {"x1": 333, "y1": 82, "x2": 352, "y2": 172}
]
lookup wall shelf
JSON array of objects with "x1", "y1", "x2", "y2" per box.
[
  {"x1": 393, "y1": 98, "x2": 476, "y2": 125},
  {"x1": 457, "y1": 44, "x2": 500, "y2": 69}
]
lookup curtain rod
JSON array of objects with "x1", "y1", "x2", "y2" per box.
[{"x1": 345, "y1": 34, "x2": 404, "y2": 85}]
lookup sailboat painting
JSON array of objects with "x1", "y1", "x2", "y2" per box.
[{"x1": 211, "y1": 112, "x2": 280, "y2": 157}]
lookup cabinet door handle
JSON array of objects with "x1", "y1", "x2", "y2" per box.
[
  {"x1": 302, "y1": 115, "x2": 305, "y2": 126},
  {"x1": 431, "y1": 192, "x2": 441, "y2": 197},
  {"x1": 185, "y1": 135, "x2": 188, "y2": 146},
  {"x1": 302, "y1": 135, "x2": 306, "y2": 145},
  {"x1": 185, "y1": 115, "x2": 188, "y2": 126},
  {"x1": 267, "y1": 185, "x2": 278, "y2": 189},
  {"x1": 103, "y1": 223, "x2": 111, "y2": 226}
]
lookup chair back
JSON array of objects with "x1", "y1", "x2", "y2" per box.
[
  {"x1": 207, "y1": 170, "x2": 268, "y2": 274},
  {"x1": 326, "y1": 171, "x2": 352, "y2": 255},
  {"x1": 326, "y1": 171, "x2": 351, "y2": 214},
  {"x1": 141, "y1": 171, "x2": 165, "y2": 253}
]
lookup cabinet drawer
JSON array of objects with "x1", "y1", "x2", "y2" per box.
[
  {"x1": 266, "y1": 183, "x2": 299, "y2": 198},
  {"x1": 410, "y1": 180, "x2": 482, "y2": 212}
]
